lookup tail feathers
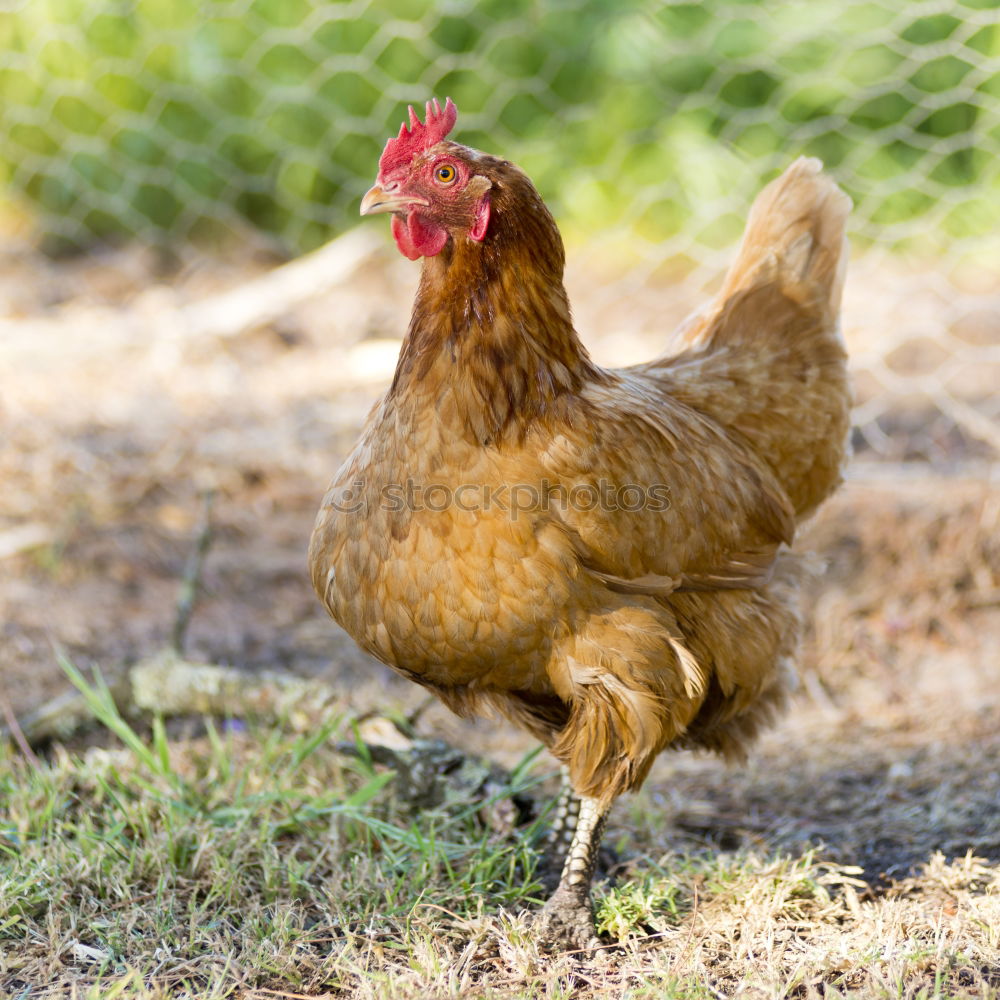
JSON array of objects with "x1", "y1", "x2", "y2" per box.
[
  {"x1": 659, "y1": 158, "x2": 853, "y2": 519},
  {"x1": 718, "y1": 157, "x2": 851, "y2": 315}
]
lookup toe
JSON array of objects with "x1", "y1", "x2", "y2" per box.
[{"x1": 532, "y1": 887, "x2": 601, "y2": 953}]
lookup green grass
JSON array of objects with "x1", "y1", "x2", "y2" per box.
[
  {"x1": 0, "y1": 661, "x2": 552, "y2": 997},
  {"x1": 3, "y1": 659, "x2": 999, "y2": 998}
]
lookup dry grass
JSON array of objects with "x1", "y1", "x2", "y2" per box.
[
  {"x1": 2, "y1": 241, "x2": 999, "y2": 998},
  {"x1": 2, "y1": 700, "x2": 998, "y2": 999}
]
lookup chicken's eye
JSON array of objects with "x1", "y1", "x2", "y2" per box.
[{"x1": 434, "y1": 164, "x2": 457, "y2": 185}]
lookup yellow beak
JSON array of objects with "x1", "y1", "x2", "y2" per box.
[{"x1": 359, "y1": 185, "x2": 428, "y2": 216}]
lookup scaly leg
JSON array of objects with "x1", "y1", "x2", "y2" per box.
[
  {"x1": 534, "y1": 794, "x2": 608, "y2": 951},
  {"x1": 538, "y1": 766, "x2": 580, "y2": 891}
]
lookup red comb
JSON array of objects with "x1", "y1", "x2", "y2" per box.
[{"x1": 378, "y1": 97, "x2": 458, "y2": 179}]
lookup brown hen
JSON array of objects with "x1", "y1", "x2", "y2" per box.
[{"x1": 309, "y1": 98, "x2": 851, "y2": 949}]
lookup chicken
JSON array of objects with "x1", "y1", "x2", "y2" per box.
[{"x1": 309, "y1": 98, "x2": 851, "y2": 949}]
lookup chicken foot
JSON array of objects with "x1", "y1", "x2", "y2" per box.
[{"x1": 534, "y1": 794, "x2": 608, "y2": 952}]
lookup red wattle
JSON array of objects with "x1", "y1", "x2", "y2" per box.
[
  {"x1": 408, "y1": 212, "x2": 448, "y2": 257},
  {"x1": 391, "y1": 211, "x2": 448, "y2": 260},
  {"x1": 391, "y1": 213, "x2": 421, "y2": 260}
]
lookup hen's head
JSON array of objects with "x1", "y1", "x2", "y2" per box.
[{"x1": 360, "y1": 98, "x2": 493, "y2": 260}]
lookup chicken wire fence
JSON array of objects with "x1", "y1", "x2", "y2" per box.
[{"x1": 1, "y1": 0, "x2": 999, "y2": 467}]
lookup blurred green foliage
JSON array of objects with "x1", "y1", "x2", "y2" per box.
[{"x1": 0, "y1": 0, "x2": 998, "y2": 254}]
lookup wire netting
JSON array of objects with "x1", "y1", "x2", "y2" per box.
[{"x1": 1, "y1": 0, "x2": 998, "y2": 466}]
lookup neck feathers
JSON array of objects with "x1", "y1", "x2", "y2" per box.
[{"x1": 390, "y1": 169, "x2": 598, "y2": 446}]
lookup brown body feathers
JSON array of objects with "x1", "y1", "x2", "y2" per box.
[{"x1": 310, "y1": 152, "x2": 851, "y2": 809}]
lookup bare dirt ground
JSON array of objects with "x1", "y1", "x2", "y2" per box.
[{"x1": 2, "y1": 234, "x2": 999, "y2": 995}]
